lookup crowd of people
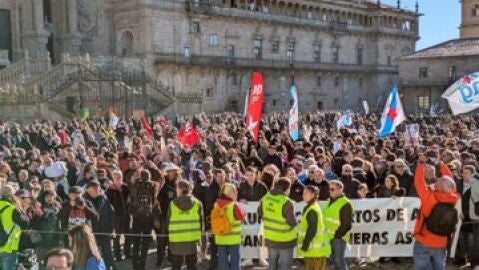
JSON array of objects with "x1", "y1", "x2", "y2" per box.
[{"x1": 0, "y1": 111, "x2": 478, "y2": 270}]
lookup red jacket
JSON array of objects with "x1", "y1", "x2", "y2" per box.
[{"x1": 413, "y1": 162, "x2": 459, "y2": 248}]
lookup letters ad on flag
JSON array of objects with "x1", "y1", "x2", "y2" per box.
[
  {"x1": 239, "y1": 198, "x2": 426, "y2": 258},
  {"x1": 245, "y1": 72, "x2": 265, "y2": 141},
  {"x1": 288, "y1": 84, "x2": 299, "y2": 141},
  {"x1": 442, "y1": 73, "x2": 479, "y2": 115},
  {"x1": 379, "y1": 86, "x2": 406, "y2": 137}
]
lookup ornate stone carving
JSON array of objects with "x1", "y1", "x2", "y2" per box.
[{"x1": 77, "y1": 0, "x2": 98, "y2": 37}]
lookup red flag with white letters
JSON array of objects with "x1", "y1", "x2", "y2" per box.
[
  {"x1": 177, "y1": 121, "x2": 201, "y2": 147},
  {"x1": 245, "y1": 72, "x2": 264, "y2": 142}
]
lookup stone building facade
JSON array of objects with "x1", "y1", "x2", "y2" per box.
[
  {"x1": 0, "y1": 0, "x2": 419, "y2": 115},
  {"x1": 399, "y1": 0, "x2": 479, "y2": 114},
  {"x1": 399, "y1": 38, "x2": 479, "y2": 113}
]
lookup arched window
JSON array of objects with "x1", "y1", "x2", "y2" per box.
[{"x1": 120, "y1": 31, "x2": 134, "y2": 57}]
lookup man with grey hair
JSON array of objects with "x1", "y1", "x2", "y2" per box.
[
  {"x1": 0, "y1": 185, "x2": 29, "y2": 270},
  {"x1": 304, "y1": 165, "x2": 330, "y2": 200},
  {"x1": 340, "y1": 164, "x2": 360, "y2": 199},
  {"x1": 413, "y1": 154, "x2": 459, "y2": 270}
]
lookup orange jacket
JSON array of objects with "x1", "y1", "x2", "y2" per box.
[{"x1": 413, "y1": 162, "x2": 459, "y2": 248}]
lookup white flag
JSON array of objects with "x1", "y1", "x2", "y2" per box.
[
  {"x1": 362, "y1": 100, "x2": 369, "y2": 115},
  {"x1": 442, "y1": 73, "x2": 479, "y2": 115}
]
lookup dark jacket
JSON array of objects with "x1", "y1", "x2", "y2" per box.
[
  {"x1": 376, "y1": 185, "x2": 406, "y2": 198},
  {"x1": 300, "y1": 201, "x2": 318, "y2": 251},
  {"x1": 258, "y1": 189, "x2": 297, "y2": 249},
  {"x1": 304, "y1": 178, "x2": 330, "y2": 201},
  {"x1": 263, "y1": 154, "x2": 284, "y2": 172},
  {"x1": 393, "y1": 171, "x2": 414, "y2": 196},
  {"x1": 58, "y1": 202, "x2": 98, "y2": 231},
  {"x1": 352, "y1": 168, "x2": 367, "y2": 184},
  {"x1": 238, "y1": 181, "x2": 268, "y2": 201},
  {"x1": 289, "y1": 180, "x2": 305, "y2": 202},
  {"x1": 158, "y1": 180, "x2": 177, "y2": 222},
  {"x1": 167, "y1": 194, "x2": 204, "y2": 255},
  {"x1": 204, "y1": 180, "x2": 221, "y2": 223},
  {"x1": 83, "y1": 194, "x2": 115, "y2": 233},
  {"x1": 106, "y1": 184, "x2": 130, "y2": 217},
  {"x1": 340, "y1": 176, "x2": 360, "y2": 199}
]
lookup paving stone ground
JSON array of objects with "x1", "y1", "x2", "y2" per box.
[{"x1": 114, "y1": 249, "x2": 466, "y2": 270}]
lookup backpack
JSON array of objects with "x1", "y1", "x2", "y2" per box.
[
  {"x1": 210, "y1": 204, "x2": 232, "y2": 235},
  {"x1": 425, "y1": 202, "x2": 458, "y2": 236},
  {"x1": 0, "y1": 205, "x2": 14, "y2": 246},
  {"x1": 132, "y1": 181, "x2": 154, "y2": 218}
]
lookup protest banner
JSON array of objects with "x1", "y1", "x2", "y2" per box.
[{"x1": 239, "y1": 197, "x2": 421, "y2": 258}]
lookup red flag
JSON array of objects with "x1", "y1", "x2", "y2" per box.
[
  {"x1": 141, "y1": 115, "x2": 153, "y2": 137},
  {"x1": 178, "y1": 121, "x2": 201, "y2": 147},
  {"x1": 245, "y1": 71, "x2": 264, "y2": 141}
]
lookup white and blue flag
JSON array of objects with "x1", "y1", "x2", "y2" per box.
[
  {"x1": 442, "y1": 73, "x2": 479, "y2": 115},
  {"x1": 288, "y1": 84, "x2": 299, "y2": 141},
  {"x1": 378, "y1": 86, "x2": 406, "y2": 137}
]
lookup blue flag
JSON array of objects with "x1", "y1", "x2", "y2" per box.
[{"x1": 378, "y1": 86, "x2": 406, "y2": 137}]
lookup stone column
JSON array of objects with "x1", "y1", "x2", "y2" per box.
[
  {"x1": 61, "y1": 0, "x2": 81, "y2": 55},
  {"x1": 68, "y1": 0, "x2": 77, "y2": 34},
  {"x1": 32, "y1": 0, "x2": 45, "y2": 33},
  {"x1": 20, "y1": 0, "x2": 49, "y2": 61}
]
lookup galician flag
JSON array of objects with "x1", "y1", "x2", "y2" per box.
[
  {"x1": 288, "y1": 83, "x2": 299, "y2": 141},
  {"x1": 378, "y1": 86, "x2": 406, "y2": 137},
  {"x1": 442, "y1": 73, "x2": 479, "y2": 115}
]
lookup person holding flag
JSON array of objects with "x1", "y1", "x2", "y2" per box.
[{"x1": 378, "y1": 86, "x2": 406, "y2": 137}]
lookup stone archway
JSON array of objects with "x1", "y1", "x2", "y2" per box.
[{"x1": 119, "y1": 30, "x2": 134, "y2": 57}]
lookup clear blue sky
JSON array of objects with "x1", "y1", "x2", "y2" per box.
[{"x1": 383, "y1": 0, "x2": 460, "y2": 50}]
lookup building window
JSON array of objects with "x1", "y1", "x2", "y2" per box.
[
  {"x1": 208, "y1": 34, "x2": 219, "y2": 47},
  {"x1": 229, "y1": 73, "x2": 237, "y2": 85},
  {"x1": 228, "y1": 45, "x2": 235, "y2": 59},
  {"x1": 272, "y1": 99, "x2": 277, "y2": 106},
  {"x1": 419, "y1": 67, "x2": 428, "y2": 78},
  {"x1": 418, "y1": 96, "x2": 430, "y2": 110},
  {"x1": 314, "y1": 44, "x2": 321, "y2": 62},
  {"x1": 183, "y1": 46, "x2": 191, "y2": 58},
  {"x1": 387, "y1": 56, "x2": 392, "y2": 66},
  {"x1": 334, "y1": 77, "x2": 340, "y2": 86},
  {"x1": 472, "y1": 5, "x2": 479, "y2": 16},
  {"x1": 316, "y1": 76, "x2": 321, "y2": 87},
  {"x1": 359, "y1": 77, "x2": 363, "y2": 86},
  {"x1": 254, "y1": 39, "x2": 262, "y2": 59},
  {"x1": 206, "y1": 88, "x2": 213, "y2": 97},
  {"x1": 192, "y1": 21, "x2": 201, "y2": 33},
  {"x1": 317, "y1": 101, "x2": 324, "y2": 110},
  {"x1": 271, "y1": 40, "x2": 279, "y2": 53},
  {"x1": 287, "y1": 41, "x2": 295, "y2": 65},
  {"x1": 448, "y1": 66, "x2": 457, "y2": 81},
  {"x1": 357, "y1": 46, "x2": 363, "y2": 65},
  {"x1": 332, "y1": 46, "x2": 339, "y2": 63},
  {"x1": 120, "y1": 31, "x2": 134, "y2": 57},
  {"x1": 289, "y1": 99, "x2": 294, "y2": 106}
]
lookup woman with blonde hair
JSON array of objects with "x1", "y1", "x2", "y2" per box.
[
  {"x1": 68, "y1": 225, "x2": 106, "y2": 270},
  {"x1": 212, "y1": 183, "x2": 245, "y2": 270}
]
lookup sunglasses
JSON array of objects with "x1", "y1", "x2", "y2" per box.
[{"x1": 329, "y1": 188, "x2": 337, "y2": 192}]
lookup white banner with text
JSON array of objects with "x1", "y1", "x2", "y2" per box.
[{"x1": 239, "y1": 197, "x2": 421, "y2": 258}]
